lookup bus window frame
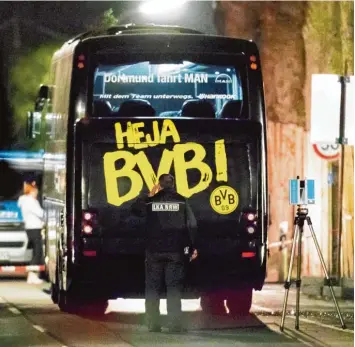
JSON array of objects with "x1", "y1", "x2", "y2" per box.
[{"x1": 85, "y1": 52, "x2": 250, "y2": 120}]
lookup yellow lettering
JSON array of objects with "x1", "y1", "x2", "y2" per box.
[
  {"x1": 145, "y1": 121, "x2": 160, "y2": 147},
  {"x1": 215, "y1": 139, "x2": 228, "y2": 182},
  {"x1": 109, "y1": 119, "x2": 230, "y2": 205},
  {"x1": 132, "y1": 122, "x2": 148, "y2": 149},
  {"x1": 136, "y1": 149, "x2": 174, "y2": 191},
  {"x1": 160, "y1": 120, "x2": 180, "y2": 145},
  {"x1": 173, "y1": 143, "x2": 212, "y2": 198},
  {"x1": 115, "y1": 122, "x2": 134, "y2": 150},
  {"x1": 103, "y1": 151, "x2": 142, "y2": 206}
]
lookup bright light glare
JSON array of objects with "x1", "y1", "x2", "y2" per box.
[
  {"x1": 247, "y1": 213, "x2": 256, "y2": 221},
  {"x1": 76, "y1": 100, "x2": 86, "y2": 117},
  {"x1": 247, "y1": 226, "x2": 255, "y2": 234},
  {"x1": 106, "y1": 298, "x2": 201, "y2": 314},
  {"x1": 83, "y1": 225, "x2": 93, "y2": 234},
  {"x1": 83, "y1": 212, "x2": 92, "y2": 221},
  {"x1": 139, "y1": 0, "x2": 188, "y2": 15},
  {"x1": 158, "y1": 61, "x2": 191, "y2": 74}
]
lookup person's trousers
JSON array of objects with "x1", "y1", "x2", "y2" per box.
[
  {"x1": 145, "y1": 252, "x2": 185, "y2": 328},
  {"x1": 26, "y1": 229, "x2": 44, "y2": 265}
]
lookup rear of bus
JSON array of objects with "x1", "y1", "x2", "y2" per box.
[{"x1": 73, "y1": 29, "x2": 268, "y2": 302}]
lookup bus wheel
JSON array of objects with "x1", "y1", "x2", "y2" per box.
[
  {"x1": 77, "y1": 300, "x2": 108, "y2": 317},
  {"x1": 57, "y1": 290, "x2": 107, "y2": 316},
  {"x1": 51, "y1": 282, "x2": 59, "y2": 304},
  {"x1": 200, "y1": 291, "x2": 227, "y2": 315},
  {"x1": 58, "y1": 290, "x2": 78, "y2": 314},
  {"x1": 225, "y1": 288, "x2": 253, "y2": 316}
]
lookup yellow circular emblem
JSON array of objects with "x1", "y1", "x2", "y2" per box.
[{"x1": 210, "y1": 185, "x2": 239, "y2": 215}]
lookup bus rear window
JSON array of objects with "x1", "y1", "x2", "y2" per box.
[{"x1": 92, "y1": 61, "x2": 244, "y2": 118}]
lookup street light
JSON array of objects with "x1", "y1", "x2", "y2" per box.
[{"x1": 139, "y1": 0, "x2": 188, "y2": 16}]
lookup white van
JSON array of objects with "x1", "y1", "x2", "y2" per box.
[{"x1": 0, "y1": 151, "x2": 43, "y2": 265}]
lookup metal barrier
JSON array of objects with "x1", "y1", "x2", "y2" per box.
[{"x1": 0, "y1": 265, "x2": 45, "y2": 273}]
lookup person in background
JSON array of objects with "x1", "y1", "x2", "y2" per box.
[
  {"x1": 133, "y1": 174, "x2": 198, "y2": 333},
  {"x1": 18, "y1": 178, "x2": 45, "y2": 284}
]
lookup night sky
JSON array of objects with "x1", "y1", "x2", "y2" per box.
[
  {"x1": 0, "y1": 1, "x2": 216, "y2": 53},
  {"x1": 0, "y1": 1, "x2": 216, "y2": 148}
]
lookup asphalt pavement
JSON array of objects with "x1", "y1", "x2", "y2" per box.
[{"x1": 0, "y1": 278, "x2": 353, "y2": 347}]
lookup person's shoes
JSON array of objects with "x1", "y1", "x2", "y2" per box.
[
  {"x1": 148, "y1": 325, "x2": 162, "y2": 332},
  {"x1": 27, "y1": 272, "x2": 43, "y2": 284}
]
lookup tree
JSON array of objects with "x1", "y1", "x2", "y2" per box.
[
  {"x1": 8, "y1": 9, "x2": 119, "y2": 149},
  {"x1": 0, "y1": 48, "x2": 13, "y2": 149},
  {"x1": 88, "y1": 8, "x2": 119, "y2": 32},
  {"x1": 9, "y1": 43, "x2": 59, "y2": 147}
]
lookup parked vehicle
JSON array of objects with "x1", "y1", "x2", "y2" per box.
[{"x1": 0, "y1": 151, "x2": 43, "y2": 266}]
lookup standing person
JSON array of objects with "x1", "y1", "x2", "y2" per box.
[
  {"x1": 133, "y1": 174, "x2": 198, "y2": 333},
  {"x1": 18, "y1": 178, "x2": 45, "y2": 284}
]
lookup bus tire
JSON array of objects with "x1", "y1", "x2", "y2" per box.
[
  {"x1": 225, "y1": 288, "x2": 253, "y2": 316},
  {"x1": 57, "y1": 286, "x2": 107, "y2": 316},
  {"x1": 58, "y1": 291, "x2": 76, "y2": 314},
  {"x1": 51, "y1": 282, "x2": 59, "y2": 304},
  {"x1": 77, "y1": 300, "x2": 108, "y2": 317},
  {"x1": 200, "y1": 291, "x2": 227, "y2": 315}
]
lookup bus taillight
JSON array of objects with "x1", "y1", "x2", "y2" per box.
[
  {"x1": 83, "y1": 225, "x2": 93, "y2": 234},
  {"x1": 242, "y1": 211, "x2": 257, "y2": 222},
  {"x1": 242, "y1": 252, "x2": 256, "y2": 258},
  {"x1": 246, "y1": 213, "x2": 256, "y2": 221},
  {"x1": 81, "y1": 210, "x2": 97, "y2": 235},
  {"x1": 241, "y1": 209, "x2": 258, "y2": 234},
  {"x1": 83, "y1": 212, "x2": 93, "y2": 221},
  {"x1": 246, "y1": 226, "x2": 256, "y2": 234},
  {"x1": 77, "y1": 54, "x2": 85, "y2": 69}
]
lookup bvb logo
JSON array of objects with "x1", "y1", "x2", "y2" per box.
[{"x1": 210, "y1": 185, "x2": 239, "y2": 215}]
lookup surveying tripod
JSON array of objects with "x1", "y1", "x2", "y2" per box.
[{"x1": 280, "y1": 206, "x2": 346, "y2": 331}]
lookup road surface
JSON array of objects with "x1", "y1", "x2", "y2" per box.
[{"x1": 0, "y1": 278, "x2": 353, "y2": 347}]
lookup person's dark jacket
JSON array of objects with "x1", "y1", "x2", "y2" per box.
[{"x1": 132, "y1": 188, "x2": 197, "y2": 253}]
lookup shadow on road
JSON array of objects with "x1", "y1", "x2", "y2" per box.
[
  {"x1": 101, "y1": 310, "x2": 264, "y2": 329},
  {"x1": 97, "y1": 311, "x2": 332, "y2": 346}
]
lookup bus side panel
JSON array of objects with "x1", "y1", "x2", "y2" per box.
[
  {"x1": 43, "y1": 51, "x2": 73, "y2": 290},
  {"x1": 246, "y1": 42, "x2": 268, "y2": 289},
  {"x1": 44, "y1": 201, "x2": 63, "y2": 284}
]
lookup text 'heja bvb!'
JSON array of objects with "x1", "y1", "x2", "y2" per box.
[{"x1": 103, "y1": 120, "x2": 228, "y2": 206}]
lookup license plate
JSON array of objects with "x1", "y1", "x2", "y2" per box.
[
  {"x1": 0, "y1": 211, "x2": 18, "y2": 219},
  {"x1": 0, "y1": 252, "x2": 9, "y2": 261}
]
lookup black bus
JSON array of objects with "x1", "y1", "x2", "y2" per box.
[{"x1": 30, "y1": 24, "x2": 268, "y2": 316}]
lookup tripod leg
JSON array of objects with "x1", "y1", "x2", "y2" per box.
[
  {"x1": 295, "y1": 223, "x2": 303, "y2": 330},
  {"x1": 280, "y1": 224, "x2": 299, "y2": 331},
  {"x1": 306, "y1": 217, "x2": 346, "y2": 329}
]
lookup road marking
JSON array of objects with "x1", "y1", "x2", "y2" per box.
[
  {"x1": 266, "y1": 323, "x2": 318, "y2": 347},
  {"x1": 287, "y1": 315, "x2": 354, "y2": 334},
  {"x1": 32, "y1": 325, "x2": 46, "y2": 333},
  {"x1": 8, "y1": 307, "x2": 21, "y2": 315}
]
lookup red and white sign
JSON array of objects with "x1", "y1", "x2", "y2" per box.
[
  {"x1": 313, "y1": 144, "x2": 340, "y2": 160},
  {"x1": 0, "y1": 265, "x2": 45, "y2": 274}
]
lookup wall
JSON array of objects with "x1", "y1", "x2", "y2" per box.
[{"x1": 216, "y1": 1, "x2": 354, "y2": 281}]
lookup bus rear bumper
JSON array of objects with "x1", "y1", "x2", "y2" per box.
[{"x1": 69, "y1": 251, "x2": 266, "y2": 299}]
